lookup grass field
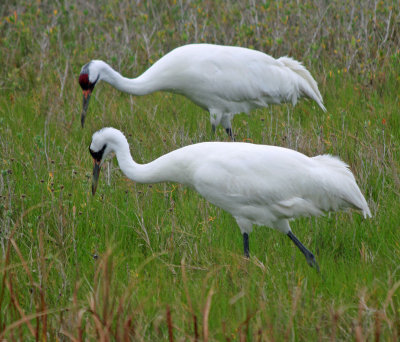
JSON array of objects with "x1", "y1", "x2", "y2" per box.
[{"x1": 1, "y1": 1, "x2": 400, "y2": 340}]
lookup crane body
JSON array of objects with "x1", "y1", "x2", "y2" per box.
[
  {"x1": 89, "y1": 128, "x2": 370, "y2": 270},
  {"x1": 80, "y1": 44, "x2": 326, "y2": 138}
]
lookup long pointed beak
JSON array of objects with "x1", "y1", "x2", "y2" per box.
[
  {"x1": 81, "y1": 90, "x2": 92, "y2": 127},
  {"x1": 92, "y1": 159, "x2": 101, "y2": 195}
]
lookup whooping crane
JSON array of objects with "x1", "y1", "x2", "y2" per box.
[
  {"x1": 79, "y1": 44, "x2": 326, "y2": 139},
  {"x1": 89, "y1": 128, "x2": 370, "y2": 270}
]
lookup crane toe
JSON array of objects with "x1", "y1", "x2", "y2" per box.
[
  {"x1": 287, "y1": 231, "x2": 320, "y2": 272},
  {"x1": 305, "y1": 253, "x2": 320, "y2": 273}
]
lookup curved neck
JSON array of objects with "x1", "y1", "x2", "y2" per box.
[
  {"x1": 114, "y1": 142, "x2": 182, "y2": 184},
  {"x1": 100, "y1": 63, "x2": 157, "y2": 96}
]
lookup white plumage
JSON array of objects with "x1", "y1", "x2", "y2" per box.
[
  {"x1": 89, "y1": 127, "x2": 370, "y2": 270},
  {"x1": 79, "y1": 44, "x2": 326, "y2": 137}
]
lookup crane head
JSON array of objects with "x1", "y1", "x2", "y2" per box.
[
  {"x1": 89, "y1": 144, "x2": 107, "y2": 196},
  {"x1": 89, "y1": 127, "x2": 129, "y2": 195},
  {"x1": 79, "y1": 62, "x2": 99, "y2": 127}
]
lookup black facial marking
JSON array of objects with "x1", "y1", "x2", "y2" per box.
[
  {"x1": 89, "y1": 144, "x2": 107, "y2": 162},
  {"x1": 79, "y1": 74, "x2": 99, "y2": 90},
  {"x1": 79, "y1": 62, "x2": 99, "y2": 90}
]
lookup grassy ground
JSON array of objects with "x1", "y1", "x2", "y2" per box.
[{"x1": 1, "y1": 0, "x2": 400, "y2": 340}]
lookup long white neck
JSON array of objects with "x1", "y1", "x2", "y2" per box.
[
  {"x1": 112, "y1": 139, "x2": 185, "y2": 184},
  {"x1": 99, "y1": 62, "x2": 158, "y2": 96}
]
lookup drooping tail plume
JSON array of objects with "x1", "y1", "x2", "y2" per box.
[{"x1": 279, "y1": 56, "x2": 327, "y2": 112}]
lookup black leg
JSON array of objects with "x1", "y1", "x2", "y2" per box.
[
  {"x1": 287, "y1": 231, "x2": 319, "y2": 272},
  {"x1": 225, "y1": 128, "x2": 235, "y2": 141},
  {"x1": 243, "y1": 233, "x2": 249, "y2": 258},
  {"x1": 211, "y1": 124, "x2": 216, "y2": 134}
]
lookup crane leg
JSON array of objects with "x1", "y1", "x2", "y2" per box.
[
  {"x1": 243, "y1": 233, "x2": 250, "y2": 258},
  {"x1": 225, "y1": 128, "x2": 235, "y2": 141},
  {"x1": 287, "y1": 231, "x2": 319, "y2": 272}
]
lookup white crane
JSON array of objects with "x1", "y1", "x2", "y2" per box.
[
  {"x1": 89, "y1": 127, "x2": 370, "y2": 270},
  {"x1": 79, "y1": 44, "x2": 326, "y2": 138}
]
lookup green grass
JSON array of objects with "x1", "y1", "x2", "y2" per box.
[{"x1": 1, "y1": 0, "x2": 400, "y2": 340}]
